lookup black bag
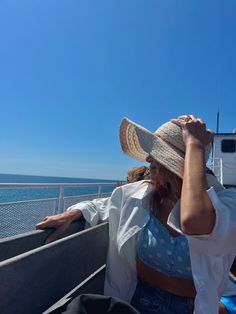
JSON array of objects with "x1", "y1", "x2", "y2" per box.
[{"x1": 61, "y1": 294, "x2": 140, "y2": 314}]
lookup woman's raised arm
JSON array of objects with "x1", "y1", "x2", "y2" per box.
[{"x1": 172, "y1": 115, "x2": 215, "y2": 235}]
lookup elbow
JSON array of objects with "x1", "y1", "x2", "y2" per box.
[
  {"x1": 180, "y1": 193, "x2": 216, "y2": 235},
  {"x1": 180, "y1": 211, "x2": 216, "y2": 235},
  {"x1": 181, "y1": 216, "x2": 199, "y2": 235}
]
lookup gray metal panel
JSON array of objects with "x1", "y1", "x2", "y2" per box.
[
  {"x1": 0, "y1": 219, "x2": 86, "y2": 262},
  {"x1": 0, "y1": 222, "x2": 109, "y2": 314},
  {"x1": 44, "y1": 266, "x2": 106, "y2": 314}
]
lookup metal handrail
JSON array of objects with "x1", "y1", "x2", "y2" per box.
[
  {"x1": 0, "y1": 182, "x2": 120, "y2": 211},
  {"x1": 0, "y1": 182, "x2": 121, "y2": 238},
  {"x1": 0, "y1": 182, "x2": 118, "y2": 188}
]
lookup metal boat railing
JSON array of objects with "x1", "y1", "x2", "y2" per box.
[{"x1": 0, "y1": 182, "x2": 119, "y2": 238}]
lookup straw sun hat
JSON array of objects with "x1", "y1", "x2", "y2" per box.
[{"x1": 119, "y1": 117, "x2": 224, "y2": 192}]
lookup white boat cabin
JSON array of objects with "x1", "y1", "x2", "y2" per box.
[{"x1": 212, "y1": 130, "x2": 236, "y2": 187}]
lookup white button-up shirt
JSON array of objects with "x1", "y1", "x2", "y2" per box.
[{"x1": 67, "y1": 180, "x2": 236, "y2": 314}]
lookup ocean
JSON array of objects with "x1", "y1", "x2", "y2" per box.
[
  {"x1": 0, "y1": 173, "x2": 119, "y2": 238},
  {"x1": 0, "y1": 173, "x2": 118, "y2": 203}
]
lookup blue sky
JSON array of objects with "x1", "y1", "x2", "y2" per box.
[{"x1": 0, "y1": 0, "x2": 236, "y2": 180}]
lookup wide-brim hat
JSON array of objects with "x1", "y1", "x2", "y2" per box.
[{"x1": 119, "y1": 117, "x2": 224, "y2": 191}]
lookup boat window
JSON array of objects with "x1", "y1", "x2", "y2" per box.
[{"x1": 221, "y1": 139, "x2": 236, "y2": 153}]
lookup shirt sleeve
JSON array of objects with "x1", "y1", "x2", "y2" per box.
[
  {"x1": 66, "y1": 186, "x2": 123, "y2": 227},
  {"x1": 168, "y1": 188, "x2": 236, "y2": 255},
  {"x1": 66, "y1": 197, "x2": 109, "y2": 226}
]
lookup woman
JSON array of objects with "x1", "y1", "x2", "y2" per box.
[{"x1": 37, "y1": 115, "x2": 236, "y2": 314}]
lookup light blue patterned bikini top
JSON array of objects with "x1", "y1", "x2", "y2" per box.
[{"x1": 137, "y1": 213, "x2": 193, "y2": 279}]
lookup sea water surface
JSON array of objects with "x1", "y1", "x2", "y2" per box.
[{"x1": 0, "y1": 173, "x2": 118, "y2": 203}]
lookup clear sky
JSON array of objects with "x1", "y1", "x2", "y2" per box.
[{"x1": 0, "y1": 0, "x2": 236, "y2": 180}]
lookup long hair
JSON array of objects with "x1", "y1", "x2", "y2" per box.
[
  {"x1": 150, "y1": 163, "x2": 182, "y2": 212},
  {"x1": 127, "y1": 166, "x2": 150, "y2": 183}
]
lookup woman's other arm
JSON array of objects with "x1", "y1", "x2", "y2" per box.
[
  {"x1": 172, "y1": 115, "x2": 215, "y2": 235},
  {"x1": 36, "y1": 197, "x2": 110, "y2": 243}
]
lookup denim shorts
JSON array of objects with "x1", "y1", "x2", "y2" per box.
[
  {"x1": 131, "y1": 279, "x2": 194, "y2": 314},
  {"x1": 220, "y1": 296, "x2": 236, "y2": 314}
]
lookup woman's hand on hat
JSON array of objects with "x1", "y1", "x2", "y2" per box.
[{"x1": 171, "y1": 114, "x2": 214, "y2": 147}]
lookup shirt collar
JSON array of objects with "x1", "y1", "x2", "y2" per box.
[{"x1": 130, "y1": 181, "x2": 152, "y2": 200}]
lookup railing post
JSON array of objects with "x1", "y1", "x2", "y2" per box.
[
  {"x1": 53, "y1": 199, "x2": 57, "y2": 215},
  {"x1": 97, "y1": 185, "x2": 102, "y2": 198},
  {"x1": 220, "y1": 158, "x2": 223, "y2": 184},
  {"x1": 58, "y1": 186, "x2": 65, "y2": 213}
]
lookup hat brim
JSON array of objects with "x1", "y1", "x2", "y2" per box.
[
  {"x1": 119, "y1": 118, "x2": 185, "y2": 178},
  {"x1": 119, "y1": 117, "x2": 224, "y2": 191}
]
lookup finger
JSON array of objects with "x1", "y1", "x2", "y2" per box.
[
  {"x1": 36, "y1": 221, "x2": 47, "y2": 229},
  {"x1": 171, "y1": 119, "x2": 185, "y2": 128},
  {"x1": 189, "y1": 114, "x2": 197, "y2": 121},
  {"x1": 207, "y1": 129, "x2": 215, "y2": 139},
  {"x1": 177, "y1": 115, "x2": 190, "y2": 120},
  {"x1": 197, "y1": 118, "x2": 204, "y2": 124},
  {"x1": 206, "y1": 130, "x2": 214, "y2": 143},
  {"x1": 45, "y1": 225, "x2": 67, "y2": 244},
  {"x1": 177, "y1": 115, "x2": 194, "y2": 123},
  {"x1": 36, "y1": 223, "x2": 49, "y2": 230},
  {"x1": 36, "y1": 220, "x2": 56, "y2": 229},
  {"x1": 207, "y1": 129, "x2": 214, "y2": 135}
]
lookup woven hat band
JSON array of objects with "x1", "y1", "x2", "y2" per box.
[
  {"x1": 155, "y1": 121, "x2": 186, "y2": 153},
  {"x1": 155, "y1": 133, "x2": 185, "y2": 157}
]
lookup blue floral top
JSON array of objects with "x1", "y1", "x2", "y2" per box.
[{"x1": 137, "y1": 213, "x2": 192, "y2": 279}]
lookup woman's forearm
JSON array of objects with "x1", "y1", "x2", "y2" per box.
[
  {"x1": 180, "y1": 140, "x2": 215, "y2": 235},
  {"x1": 67, "y1": 208, "x2": 83, "y2": 221}
]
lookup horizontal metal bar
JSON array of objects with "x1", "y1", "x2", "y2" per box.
[
  {"x1": 0, "y1": 220, "x2": 86, "y2": 262},
  {"x1": 63, "y1": 193, "x2": 98, "y2": 200},
  {"x1": 0, "y1": 197, "x2": 58, "y2": 206},
  {"x1": 0, "y1": 182, "x2": 120, "y2": 189}
]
